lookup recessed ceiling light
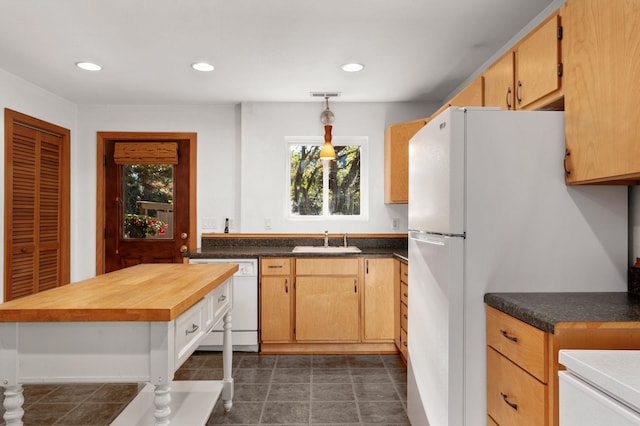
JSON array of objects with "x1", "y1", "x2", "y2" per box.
[
  {"x1": 191, "y1": 62, "x2": 214, "y2": 72},
  {"x1": 76, "y1": 61, "x2": 102, "y2": 71},
  {"x1": 341, "y1": 63, "x2": 364, "y2": 72}
]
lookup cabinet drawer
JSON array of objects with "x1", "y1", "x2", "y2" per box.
[
  {"x1": 487, "y1": 347, "x2": 547, "y2": 426},
  {"x1": 296, "y1": 258, "x2": 359, "y2": 275},
  {"x1": 207, "y1": 278, "x2": 231, "y2": 330},
  {"x1": 400, "y1": 302, "x2": 408, "y2": 331},
  {"x1": 400, "y1": 328, "x2": 408, "y2": 359},
  {"x1": 261, "y1": 258, "x2": 291, "y2": 275},
  {"x1": 401, "y1": 282, "x2": 408, "y2": 306},
  {"x1": 486, "y1": 306, "x2": 547, "y2": 382},
  {"x1": 175, "y1": 298, "x2": 206, "y2": 367},
  {"x1": 400, "y1": 262, "x2": 408, "y2": 284}
]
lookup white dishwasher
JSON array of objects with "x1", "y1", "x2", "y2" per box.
[
  {"x1": 188, "y1": 258, "x2": 259, "y2": 352},
  {"x1": 559, "y1": 350, "x2": 640, "y2": 426}
]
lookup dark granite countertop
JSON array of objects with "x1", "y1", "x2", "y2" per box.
[
  {"x1": 484, "y1": 292, "x2": 640, "y2": 334},
  {"x1": 187, "y1": 247, "x2": 407, "y2": 261}
]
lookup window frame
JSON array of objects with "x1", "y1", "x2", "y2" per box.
[{"x1": 286, "y1": 135, "x2": 369, "y2": 221}]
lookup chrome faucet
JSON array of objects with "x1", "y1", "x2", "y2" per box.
[
  {"x1": 324, "y1": 230, "x2": 329, "y2": 248},
  {"x1": 343, "y1": 233, "x2": 348, "y2": 247}
]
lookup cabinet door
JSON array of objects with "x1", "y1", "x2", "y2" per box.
[
  {"x1": 384, "y1": 119, "x2": 426, "y2": 204},
  {"x1": 449, "y1": 76, "x2": 484, "y2": 107},
  {"x1": 295, "y1": 276, "x2": 359, "y2": 341},
  {"x1": 564, "y1": 0, "x2": 640, "y2": 183},
  {"x1": 260, "y1": 276, "x2": 292, "y2": 342},
  {"x1": 515, "y1": 13, "x2": 561, "y2": 110},
  {"x1": 363, "y1": 258, "x2": 395, "y2": 341},
  {"x1": 483, "y1": 51, "x2": 515, "y2": 110}
]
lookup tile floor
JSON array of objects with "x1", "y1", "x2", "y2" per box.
[{"x1": 0, "y1": 352, "x2": 409, "y2": 425}]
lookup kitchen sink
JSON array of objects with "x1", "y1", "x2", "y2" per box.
[{"x1": 292, "y1": 246, "x2": 362, "y2": 253}]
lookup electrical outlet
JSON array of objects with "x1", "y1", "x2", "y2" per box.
[
  {"x1": 392, "y1": 217, "x2": 400, "y2": 230},
  {"x1": 229, "y1": 219, "x2": 234, "y2": 230},
  {"x1": 264, "y1": 218, "x2": 272, "y2": 230},
  {"x1": 203, "y1": 217, "x2": 217, "y2": 229}
]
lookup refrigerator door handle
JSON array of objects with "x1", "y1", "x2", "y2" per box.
[{"x1": 409, "y1": 233, "x2": 446, "y2": 246}]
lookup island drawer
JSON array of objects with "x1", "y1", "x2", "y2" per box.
[
  {"x1": 261, "y1": 258, "x2": 291, "y2": 275},
  {"x1": 401, "y1": 282, "x2": 408, "y2": 306},
  {"x1": 486, "y1": 306, "x2": 547, "y2": 382},
  {"x1": 175, "y1": 298, "x2": 206, "y2": 367},
  {"x1": 205, "y1": 278, "x2": 231, "y2": 330},
  {"x1": 400, "y1": 262, "x2": 408, "y2": 285},
  {"x1": 400, "y1": 302, "x2": 408, "y2": 331},
  {"x1": 487, "y1": 346, "x2": 546, "y2": 426}
]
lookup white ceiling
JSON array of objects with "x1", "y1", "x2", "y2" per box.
[{"x1": 0, "y1": 0, "x2": 556, "y2": 105}]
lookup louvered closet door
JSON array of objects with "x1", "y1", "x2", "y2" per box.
[{"x1": 5, "y1": 111, "x2": 69, "y2": 301}]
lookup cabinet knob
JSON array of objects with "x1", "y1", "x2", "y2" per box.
[
  {"x1": 180, "y1": 245, "x2": 188, "y2": 253},
  {"x1": 180, "y1": 232, "x2": 188, "y2": 240}
]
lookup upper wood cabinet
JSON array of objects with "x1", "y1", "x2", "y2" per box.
[
  {"x1": 449, "y1": 76, "x2": 485, "y2": 108},
  {"x1": 483, "y1": 52, "x2": 515, "y2": 110},
  {"x1": 384, "y1": 118, "x2": 427, "y2": 204},
  {"x1": 514, "y1": 13, "x2": 563, "y2": 110},
  {"x1": 563, "y1": 0, "x2": 640, "y2": 184},
  {"x1": 483, "y1": 13, "x2": 562, "y2": 111}
]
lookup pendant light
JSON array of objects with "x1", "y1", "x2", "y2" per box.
[{"x1": 319, "y1": 96, "x2": 336, "y2": 160}]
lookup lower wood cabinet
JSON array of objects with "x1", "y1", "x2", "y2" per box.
[
  {"x1": 259, "y1": 258, "x2": 293, "y2": 343},
  {"x1": 486, "y1": 305, "x2": 640, "y2": 425},
  {"x1": 363, "y1": 258, "x2": 395, "y2": 341}
]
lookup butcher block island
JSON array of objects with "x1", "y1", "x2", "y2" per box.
[{"x1": 0, "y1": 263, "x2": 238, "y2": 426}]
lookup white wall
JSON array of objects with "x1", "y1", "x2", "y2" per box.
[
  {"x1": 0, "y1": 69, "x2": 78, "y2": 300},
  {"x1": 239, "y1": 102, "x2": 436, "y2": 234}
]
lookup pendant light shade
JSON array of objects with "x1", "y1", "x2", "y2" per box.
[
  {"x1": 320, "y1": 125, "x2": 336, "y2": 160},
  {"x1": 319, "y1": 97, "x2": 336, "y2": 160}
]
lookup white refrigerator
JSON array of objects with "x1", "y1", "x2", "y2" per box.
[{"x1": 406, "y1": 107, "x2": 628, "y2": 426}]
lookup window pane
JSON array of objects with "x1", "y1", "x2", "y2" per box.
[
  {"x1": 122, "y1": 164, "x2": 173, "y2": 239},
  {"x1": 329, "y1": 146, "x2": 361, "y2": 215},
  {"x1": 290, "y1": 145, "x2": 323, "y2": 215}
]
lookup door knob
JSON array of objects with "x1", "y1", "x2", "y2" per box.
[
  {"x1": 180, "y1": 232, "x2": 188, "y2": 240},
  {"x1": 180, "y1": 245, "x2": 188, "y2": 253}
]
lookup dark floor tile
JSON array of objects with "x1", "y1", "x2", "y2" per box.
[
  {"x1": 358, "y1": 401, "x2": 410, "y2": 424},
  {"x1": 195, "y1": 367, "x2": 225, "y2": 380},
  {"x1": 272, "y1": 368, "x2": 312, "y2": 383},
  {"x1": 234, "y1": 383, "x2": 269, "y2": 401},
  {"x1": 233, "y1": 368, "x2": 274, "y2": 384},
  {"x1": 180, "y1": 353, "x2": 209, "y2": 369},
  {"x1": 312, "y1": 383, "x2": 355, "y2": 401},
  {"x1": 311, "y1": 401, "x2": 360, "y2": 424},
  {"x1": 268, "y1": 383, "x2": 311, "y2": 401},
  {"x1": 350, "y1": 368, "x2": 392, "y2": 384},
  {"x1": 312, "y1": 355, "x2": 349, "y2": 369},
  {"x1": 260, "y1": 401, "x2": 310, "y2": 424},
  {"x1": 354, "y1": 383, "x2": 400, "y2": 401},
  {"x1": 237, "y1": 354, "x2": 278, "y2": 369},
  {"x1": 208, "y1": 401, "x2": 263, "y2": 425},
  {"x1": 394, "y1": 383, "x2": 408, "y2": 402},
  {"x1": 387, "y1": 367, "x2": 407, "y2": 384},
  {"x1": 87, "y1": 383, "x2": 138, "y2": 403},
  {"x1": 380, "y1": 355, "x2": 406, "y2": 369},
  {"x1": 312, "y1": 368, "x2": 351, "y2": 384},
  {"x1": 174, "y1": 368, "x2": 202, "y2": 380},
  {"x1": 346, "y1": 355, "x2": 384, "y2": 369},
  {"x1": 276, "y1": 355, "x2": 312, "y2": 368},
  {"x1": 41, "y1": 383, "x2": 102, "y2": 403},
  {"x1": 20, "y1": 402, "x2": 77, "y2": 425},
  {"x1": 21, "y1": 384, "x2": 60, "y2": 403},
  {"x1": 57, "y1": 401, "x2": 127, "y2": 425}
]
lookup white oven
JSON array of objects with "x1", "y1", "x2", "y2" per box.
[{"x1": 188, "y1": 258, "x2": 258, "y2": 352}]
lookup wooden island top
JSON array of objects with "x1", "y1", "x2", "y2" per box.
[{"x1": 0, "y1": 263, "x2": 238, "y2": 322}]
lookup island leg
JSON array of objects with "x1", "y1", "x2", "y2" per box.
[
  {"x1": 153, "y1": 384, "x2": 171, "y2": 426},
  {"x1": 222, "y1": 311, "x2": 234, "y2": 412},
  {"x1": 3, "y1": 384, "x2": 24, "y2": 426}
]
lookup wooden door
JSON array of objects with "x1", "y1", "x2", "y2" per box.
[
  {"x1": 295, "y1": 276, "x2": 359, "y2": 341},
  {"x1": 515, "y1": 13, "x2": 562, "y2": 109},
  {"x1": 3, "y1": 109, "x2": 70, "y2": 301},
  {"x1": 362, "y1": 258, "x2": 395, "y2": 341},
  {"x1": 483, "y1": 51, "x2": 515, "y2": 110},
  {"x1": 99, "y1": 133, "x2": 196, "y2": 273},
  {"x1": 260, "y1": 276, "x2": 292, "y2": 342}
]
